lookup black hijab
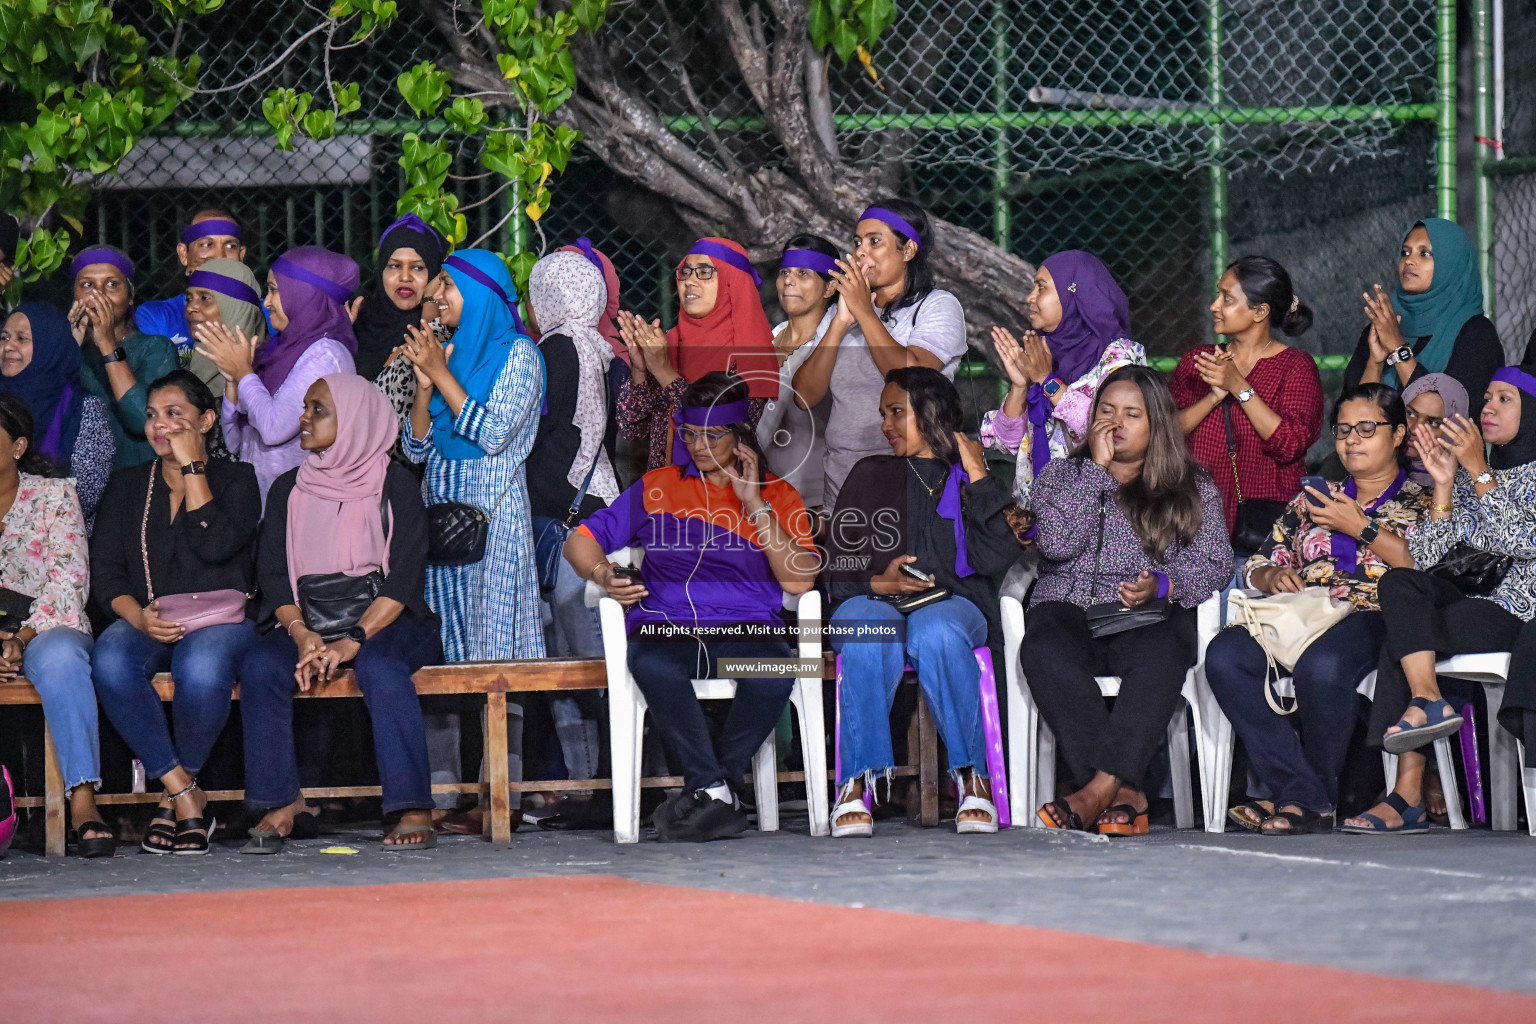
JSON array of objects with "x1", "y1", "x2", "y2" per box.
[
  {"x1": 1488, "y1": 366, "x2": 1536, "y2": 470},
  {"x1": 352, "y1": 213, "x2": 446, "y2": 381}
]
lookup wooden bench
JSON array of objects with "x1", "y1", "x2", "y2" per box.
[{"x1": 2, "y1": 655, "x2": 940, "y2": 857}]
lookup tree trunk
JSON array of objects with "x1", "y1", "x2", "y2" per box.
[{"x1": 419, "y1": 0, "x2": 1035, "y2": 359}]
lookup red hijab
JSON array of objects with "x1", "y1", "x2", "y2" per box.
[{"x1": 668, "y1": 237, "x2": 777, "y2": 399}]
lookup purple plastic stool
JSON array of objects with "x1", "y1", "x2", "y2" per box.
[{"x1": 833, "y1": 648, "x2": 1011, "y2": 827}]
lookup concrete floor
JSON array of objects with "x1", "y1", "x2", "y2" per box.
[{"x1": 4, "y1": 813, "x2": 1534, "y2": 995}]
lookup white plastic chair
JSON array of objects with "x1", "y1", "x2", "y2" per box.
[
  {"x1": 595, "y1": 548, "x2": 828, "y2": 844},
  {"x1": 1001, "y1": 591, "x2": 1224, "y2": 831}
]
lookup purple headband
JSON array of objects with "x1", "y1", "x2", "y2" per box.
[
  {"x1": 378, "y1": 212, "x2": 442, "y2": 248},
  {"x1": 187, "y1": 268, "x2": 262, "y2": 307},
  {"x1": 181, "y1": 219, "x2": 242, "y2": 245},
  {"x1": 272, "y1": 255, "x2": 353, "y2": 305},
  {"x1": 686, "y1": 240, "x2": 763, "y2": 288},
  {"x1": 670, "y1": 398, "x2": 752, "y2": 471},
  {"x1": 780, "y1": 248, "x2": 839, "y2": 276},
  {"x1": 70, "y1": 247, "x2": 134, "y2": 283},
  {"x1": 573, "y1": 236, "x2": 604, "y2": 273},
  {"x1": 443, "y1": 254, "x2": 526, "y2": 334},
  {"x1": 1492, "y1": 365, "x2": 1536, "y2": 399},
  {"x1": 860, "y1": 206, "x2": 922, "y2": 248}
]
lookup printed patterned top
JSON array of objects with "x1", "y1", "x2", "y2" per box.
[
  {"x1": 1028, "y1": 457, "x2": 1232, "y2": 609},
  {"x1": 1409, "y1": 463, "x2": 1536, "y2": 621},
  {"x1": 1242, "y1": 478, "x2": 1429, "y2": 610},
  {"x1": 0, "y1": 474, "x2": 90, "y2": 634},
  {"x1": 576, "y1": 465, "x2": 814, "y2": 634},
  {"x1": 617, "y1": 374, "x2": 766, "y2": 474},
  {"x1": 980, "y1": 338, "x2": 1145, "y2": 503}
]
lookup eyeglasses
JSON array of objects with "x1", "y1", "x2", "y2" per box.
[
  {"x1": 1405, "y1": 409, "x2": 1444, "y2": 429},
  {"x1": 678, "y1": 426, "x2": 734, "y2": 445},
  {"x1": 1331, "y1": 421, "x2": 1392, "y2": 439},
  {"x1": 675, "y1": 264, "x2": 718, "y2": 281}
]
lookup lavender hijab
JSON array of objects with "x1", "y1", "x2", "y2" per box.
[
  {"x1": 1039, "y1": 250, "x2": 1132, "y2": 386},
  {"x1": 256, "y1": 246, "x2": 360, "y2": 391}
]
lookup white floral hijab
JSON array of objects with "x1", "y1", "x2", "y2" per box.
[{"x1": 528, "y1": 251, "x2": 619, "y2": 499}]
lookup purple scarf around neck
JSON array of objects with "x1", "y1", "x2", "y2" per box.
[{"x1": 1330, "y1": 470, "x2": 1407, "y2": 575}]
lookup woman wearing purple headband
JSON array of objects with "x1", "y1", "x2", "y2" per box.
[
  {"x1": 1347, "y1": 365, "x2": 1536, "y2": 834},
  {"x1": 756, "y1": 233, "x2": 840, "y2": 510},
  {"x1": 566, "y1": 371, "x2": 819, "y2": 841},
  {"x1": 792, "y1": 198, "x2": 968, "y2": 512},
  {"x1": 69, "y1": 244, "x2": 181, "y2": 469},
  {"x1": 184, "y1": 257, "x2": 266, "y2": 393},
  {"x1": 198, "y1": 245, "x2": 359, "y2": 500}
]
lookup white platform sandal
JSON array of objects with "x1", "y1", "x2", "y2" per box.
[
  {"x1": 830, "y1": 783, "x2": 874, "y2": 838},
  {"x1": 956, "y1": 794, "x2": 998, "y2": 834}
]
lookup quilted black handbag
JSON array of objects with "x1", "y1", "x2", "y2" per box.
[
  {"x1": 426, "y1": 502, "x2": 490, "y2": 566},
  {"x1": 1427, "y1": 542, "x2": 1513, "y2": 597}
]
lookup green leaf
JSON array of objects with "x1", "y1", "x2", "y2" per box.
[
  {"x1": 444, "y1": 96, "x2": 487, "y2": 135},
  {"x1": 830, "y1": 21, "x2": 859, "y2": 62},
  {"x1": 302, "y1": 109, "x2": 336, "y2": 140},
  {"x1": 396, "y1": 61, "x2": 450, "y2": 117},
  {"x1": 570, "y1": 0, "x2": 608, "y2": 34},
  {"x1": 333, "y1": 81, "x2": 361, "y2": 116}
]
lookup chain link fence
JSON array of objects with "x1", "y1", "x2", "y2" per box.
[
  {"x1": 31, "y1": 0, "x2": 1455, "y2": 373},
  {"x1": 1491, "y1": 0, "x2": 1536, "y2": 362}
]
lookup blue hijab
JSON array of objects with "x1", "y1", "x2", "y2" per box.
[
  {"x1": 0, "y1": 303, "x2": 86, "y2": 467},
  {"x1": 1393, "y1": 218, "x2": 1484, "y2": 377},
  {"x1": 429, "y1": 250, "x2": 531, "y2": 460}
]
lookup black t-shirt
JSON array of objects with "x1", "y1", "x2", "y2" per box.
[
  {"x1": 527, "y1": 331, "x2": 613, "y2": 522},
  {"x1": 1341, "y1": 314, "x2": 1503, "y2": 417}
]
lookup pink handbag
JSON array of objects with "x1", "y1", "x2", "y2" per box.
[
  {"x1": 140, "y1": 467, "x2": 247, "y2": 634},
  {"x1": 0, "y1": 764, "x2": 17, "y2": 856}
]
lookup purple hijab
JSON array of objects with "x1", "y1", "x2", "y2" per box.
[
  {"x1": 1039, "y1": 250, "x2": 1132, "y2": 386},
  {"x1": 256, "y1": 246, "x2": 360, "y2": 391}
]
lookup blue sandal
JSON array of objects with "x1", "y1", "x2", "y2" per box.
[
  {"x1": 1382, "y1": 696, "x2": 1463, "y2": 755},
  {"x1": 1342, "y1": 792, "x2": 1429, "y2": 834}
]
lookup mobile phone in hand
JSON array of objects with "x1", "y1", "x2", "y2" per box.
[
  {"x1": 899, "y1": 562, "x2": 933, "y2": 584},
  {"x1": 1300, "y1": 475, "x2": 1330, "y2": 508},
  {"x1": 609, "y1": 566, "x2": 642, "y2": 585}
]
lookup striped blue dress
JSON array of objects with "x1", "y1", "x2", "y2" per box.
[{"x1": 402, "y1": 337, "x2": 546, "y2": 660}]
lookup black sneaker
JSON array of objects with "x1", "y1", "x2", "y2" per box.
[
  {"x1": 650, "y1": 790, "x2": 693, "y2": 840},
  {"x1": 663, "y1": 791, "x2": 749, "y2": 842}
]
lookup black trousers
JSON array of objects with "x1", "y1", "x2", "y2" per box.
[
  {"x1": 1018, "y1": 601, "x2": 1197, "y2": 793},
  {"x1": 1369, "y1": 568, "x2": 1523, "y2": 746},
  {"x1": 1497, "y1": 617, "x2": 1536, "y2": 768}
]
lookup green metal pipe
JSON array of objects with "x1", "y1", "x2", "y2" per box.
[
  {"x1": 1207, "y1": 0, "x2": 1227, "y2": 298},
  {"x1": 158, "y1": 103, "x2": 1439, "y2": 141},
  {"x1": 955, "y1": 354, "x2": 1351, "y2": 378},
  {"x1": 1473, "y1": 0, "x2": 1495, "y2": 320},
  {"x1": 1483, "y1": 154, "x2": 1536, "y2": 177},
  {"x1": 991, "y1": 0, "x2": 1010, "y2": 249},
  {"x1": 1437, "y1": 0, "x2": 1458, "y2": 220}
]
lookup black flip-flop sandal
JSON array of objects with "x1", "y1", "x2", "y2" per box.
[
  {"x1": 171, "y1": 814, "x2": 216, "y2": 856},
  {"x1": 140, "y1": 805, "x2": 177, "y2": 855},
  {"x1": 1096, "y1": 803, "x2": 1149, "y2": 836},
  {"x1": 72, "y1": 821, "x2": 117, "y2": 858},
  {"x1": 1226, "y1": 800, "x2": 1274, "y2": 833},
  {"x1": 1037, "y1": 800, "x2": 1087, "y2": 831},
  {"x1": 1259, "y1": 807, "x2": 1334, "y2": 836}
]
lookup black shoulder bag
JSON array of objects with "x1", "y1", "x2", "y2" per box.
[
  {"x1": 295, "y1": 495, "x2": 389, "y2": 641},
  {"x1": 1223, "y1": 400, "x2": 1287, "y2": 557},
  {"x1": 1427, "y1": 542, "x2": 1513, "y2": 597},
  {"x1": 1083, "y1": 490, "x2": 1170, "y2": 638}
]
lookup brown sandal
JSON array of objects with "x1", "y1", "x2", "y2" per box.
[
  {"x1": 1037, "y1": 800, "x2": 1087, "y2": 831},
  {"x1": 1096, "y1": 803, "x2": 1149, "y2": 836}
]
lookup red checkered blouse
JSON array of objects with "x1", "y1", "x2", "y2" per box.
[{"x1": 1169, "y1": 344, "x2": 1323, "y2": 532}]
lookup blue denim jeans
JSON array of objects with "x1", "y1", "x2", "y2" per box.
[
  {"x1": 831, "y1": 595, "x2": 989, "y2": 785},
  {"x1": 240, "y1": 615, "x2": 443, "y2": 813},
  {"x1": 92, "y1": 618, "x2": 254, "y2": 780},
  {"x1": 23, "y1": 626, "x2": 98, "y2": 793}
]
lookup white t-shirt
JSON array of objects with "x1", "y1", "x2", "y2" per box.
[{"x1": 823, "y1": 288, "x2": 967, "y2": 510}]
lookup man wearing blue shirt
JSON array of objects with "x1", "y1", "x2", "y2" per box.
[{"x1": 137, "y1": 209, "x2": 273, "y2": 350}]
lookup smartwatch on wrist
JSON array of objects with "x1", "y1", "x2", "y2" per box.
[
  {"x1": 1357, "y1": 519, "x2": 1381, "y2": 546},
  {"x1": 346, "y1": 625, "x2": 368, "y2": 645},
  {"x1": 1042, "y1": 375, "x2": 1066, "y2": 399},
  {"x1": 1383, "y1": 346, "x2": 1414, "y2": 367},
  {"x1": 179, "y1": 461, "x2": 207, "y2": 476},
  {"x1": 101, "y1": 347, "x2": 128, "y2": 365}
]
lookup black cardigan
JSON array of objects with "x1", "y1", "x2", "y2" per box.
[
  {"x1": 1341, "y1": 315, "x2": 1504, "y2": 417},
  {"x1": 825, "y1": 454, "x2": 1018, "y2": 647},
  {"x1": 527, "y1": 331, "x2": 613, "y2": 522},
  {"x1": 256, "y1": 462, "x2": 438, "y2": 628},
  {"x1": 90, "y1": 459, "x2": 261, "y2": 618}
]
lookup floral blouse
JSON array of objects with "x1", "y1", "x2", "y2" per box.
[
  {"x1": 980, "y1": 339, "x2": 1145, "y2": 503},
  {"x1": 1242, "y1": 478, "x2": 1429, "y2": 611},
  {"x1": 617, "y1": 375, "x2": 766, "y2": 473},
  {"x1": 0, "y1": 474, "x2": 91, "y2": 633},
  {"x1": 1409, "y1": 462, "x2": 1536, "y2": 621}
]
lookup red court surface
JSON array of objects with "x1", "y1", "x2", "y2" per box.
[{"x1": 6, "y1": 874, "x2": 1532, "y2": 1022}]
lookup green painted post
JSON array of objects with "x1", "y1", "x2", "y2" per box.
[
  {"x1": 991, "y1": 0, "x2": 1011, "y2": 249},
  {"x1": 1437, "y1": 0, "x2": 1458, "y2": 221},
  {"x1": 1208, "y1": 0, "x2": 1227, "y2": 295},
  {"x1": 1473, "y1": 0, "x2": 1496, "y2": 320}
]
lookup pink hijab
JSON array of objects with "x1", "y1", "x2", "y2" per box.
[
  {"x1": 286, "y1": 373, "x2": 396, "y2": 599},
  {"x1": 558, "y1": 238, "x2": 625, "y2": 364}
]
